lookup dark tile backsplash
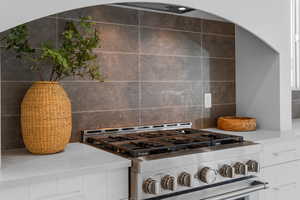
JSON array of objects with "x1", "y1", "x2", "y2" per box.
[
  {"x1": 139, "y1": 11, "x2": 202, "y2": 32},
  {"x1": 0, "y1": 5, "x2": 236, "y2": 149},
  {"x1": 292, "y1": 91, "x2": 300, "y2": 118}
]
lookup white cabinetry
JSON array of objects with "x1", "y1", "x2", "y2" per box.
[
  {"x1": 0, "y1": 168, "x2": 128, "y2": 200},
  {"x1": 259, "y1": 139, "x2": 300, "y2": 200},
  {"x1": 0, "y1": 144, "x2": 131, "y2": 200}
]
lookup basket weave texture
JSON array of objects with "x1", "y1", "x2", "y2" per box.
[
  {"x1": 21, "y1": 82, "x2": 72, "y2": 154},
  {"x1": 217, "y1": 116, "x2": 256, "y2": 132}
]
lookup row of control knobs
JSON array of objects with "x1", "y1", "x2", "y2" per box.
[{"x1": 143, "y1": 160, "x2": 259, "y2": 195}]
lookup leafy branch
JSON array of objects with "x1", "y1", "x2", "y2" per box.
[{"x1": 1, "y1": 16, "x2": 102, "y2": 81}]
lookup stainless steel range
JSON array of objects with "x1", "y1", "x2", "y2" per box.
[{"x1": 82, "y1": 122, "x2": 268, "y2": 200}]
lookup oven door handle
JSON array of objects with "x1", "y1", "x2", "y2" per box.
[{"x1": 202, "y1": 181, "x2": 268, "y2": 200}]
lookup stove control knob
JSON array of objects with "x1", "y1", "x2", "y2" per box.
[
  {"x1": 143, "y1": 178, "x2": 160, "y2": 195},
  {"x1": 199, "y1": 167, "x2": 217, "y2": 184},
  {"x1": 247, "y1": 160, "x2": 260, "y2": 173},
  {"x1": 219, "y1": 164, "x2": 235, "y2": 178},
  {"x1": 234, "y1": 162, "x2": 248, "y2": 175},
  {"x1": 161, "y1": 175, "x2": 177, "y2": 191},
  {"x1": 178, "y1": 172, "x2": 192, "y2": 187}
]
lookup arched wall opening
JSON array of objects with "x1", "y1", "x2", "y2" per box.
[{"x1": 0, "y1": 1, "x2": 291, "y2": 152}]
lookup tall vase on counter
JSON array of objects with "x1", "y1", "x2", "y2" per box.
[
  {"x1": 21, "y1": 82, "x2": 72, "y2": 154},
  {"x1": 1, "y1": 16, "x2": 103, "y2": 154}
]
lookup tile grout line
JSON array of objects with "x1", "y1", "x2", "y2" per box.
[
  {"x1": 55, "y1": 14, "x2": 58, "y2": 49},
  {"x1": 1, "y1": 80, "x2": 235, "y2": 83},
  {"x1": 93, "y1": 49, "x2": 236, "y2": 60},
  {"x1": 200, "y1": 18, "x2": 205, "y2": 129},
  {"x1": 0, "y1": 47, "x2": 2, "y2": 130},
  {"x1": 138, "y1": 10, "x2": 142, "y2": 126},
  {"x1": 55, "y1": 16, "x2": 235, "y2": 38},
  {"x1": 2, "y1": 103, "x2": 237, "y2": 117}
]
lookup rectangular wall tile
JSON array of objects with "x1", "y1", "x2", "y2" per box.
[
  {"x1": 191, "y1": 82, "x2": 204, "y2": 105},
  {"x1": 62, "y1": 52, "x2": 139, "y2": 81},
  {"x1": 72, "y1": 110, "x2": 139, "y2": 141},
  {"x1": 1, "y1": 49, "x2": 52, "y2": 81},
  {"x1": 140, "y1": 27, "x2": 202, "y2": 56},
  {"x1": 1, "y1": 83, "x2": 31, "y2": 115},
  {"x1": 57, "y1": 19, "x2": 139, "y2": 53},
  {"x1": 0, "y1": 31, "x2": 8, "y2": 47},
  {"x1": 141, "y1": 82, "x2": 203, "y2": 108},
  {"x1": 141, "y1": 107, "x2": 187, "y2": 125},
  {"x1": 140, "y1": 55, "x2": 201, "y2": 81},
  {"x1": 203, "y1": 20, "x2": 235, "y2": 36},
  {"x1": 203, "y1": 82, "x2": 236, "y2": 105},
  {"x1": 292, "y1": 91, "x2": 300, "y2": 118},
  {"x1": 26, "y1": 17, "x2": 57, "y2": 48},
  {"x1": 202, "y1": 35, "x2": 235, "y2": 58},
  {"x1": 292, "y1": 91, "x2": 300, "y2": 101},
  {"x1": 1, "y1": 116, "x2": 24, "y2": 150},
  {"x1": 186, "y1": 106, "x2": 204, "y2": 129},
  {"x1": 202, "y1": 58, "x2": 235, "y2": 81},
  {"x1": 95, "y1": 22, "x2": 138, "y2": 52},
  {"x1": 98, "y1": 52, "x2": 139, "y2": 81},
  {"x1": 0, "y1": 48, "x2": 2, "y2": 84},
  {"x1": 203, "y1": 104, "x2": 236, "y2": 128},
  {"x1": 58, "y1": 5, "x2": 139, "y2": 25},
  {"x1": 292, "y1": 102, "x2": 300, "y2": 119},
  {"x1": 62, "y1": 82, "x2": 139, "y2": 112},
  {"x1": 139, "y1": 11, "x2": 202, "y2": 32}
]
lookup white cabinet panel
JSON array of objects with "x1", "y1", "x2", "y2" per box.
[
  {"x1": 0, "y1": 168, "x2": 129, "y2": 200},
  {"x1": 260, "y1": 160, "x2": 300, "y2": 200},
  {"x1": 83, "y1": 172, "x2": 107, "y2": 200},
  {"x1": 57, "y1": 176, "x2": 83, "y2": 194},
  {"x1": 39, "y1": 192, "x2": 86, "y2": 200},
  {"x1": 261, "y1": 161, "x2": 299, "y2": 187},
  {"x1": 30, "y1": 179, "x2": 57, "y2": 200},
  {"x1": 0, "y1": 184, "x2": 29, "y2": 200},
  {"x1": 107, "y1": 168, "x2": 129, "y2": 200},
  {"x1": 261, "y1": 140, "x2": 299, "y2": 167},
  {"x1": 260, "y1": 182, "x2": 297, "y2": 200}
]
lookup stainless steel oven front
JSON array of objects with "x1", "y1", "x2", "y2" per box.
[{"x1": 151, "y1": 176, "x2": 268, "y2": 200}]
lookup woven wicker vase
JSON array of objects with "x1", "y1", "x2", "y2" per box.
[{"x1": 21, "y1": 81, "x2": 72, "y2": 154}]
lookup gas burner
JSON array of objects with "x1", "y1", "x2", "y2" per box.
[
  {"x1": 174, "y1": 129, "x2": 199, "y2": 135},
  {"x1": 162, "y1": 137, "x2": 207, "y2": 145},
  {"x1": 125, "y1": 141, "x2": 165, "y2": 149},
  {"x1": 137, "y1": 131, "x2": 177, "y2": 138},
  {"x1": 102, "y1": 135, "x2": 137, "y2": 143}
]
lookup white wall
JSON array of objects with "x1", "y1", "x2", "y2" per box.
[
  {"x1": 0, "y1": 0, "x2": 292, "y2": 132},
  {"x1": 236, "y1": 26, "x2": 281, "y2": 130}
]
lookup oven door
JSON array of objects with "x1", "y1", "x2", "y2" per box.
[{"x1": 157, "y1": 177, "x2": 268, "y2": 200}]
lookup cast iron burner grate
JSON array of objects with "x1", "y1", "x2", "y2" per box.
[{"x1": 85, "y1": 128, "x2": 244, "y2": 157}]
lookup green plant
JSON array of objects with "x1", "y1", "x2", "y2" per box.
[{"x1": 1, "y1": 17, "x2": 102, "y2": 81}]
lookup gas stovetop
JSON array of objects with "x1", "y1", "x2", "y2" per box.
[
  {"x1": 82, "y1": 123, "x2": 244, "y2": 158},
  {"x1": 81, "y1": 122, "x2": 262, "y2": 200}
]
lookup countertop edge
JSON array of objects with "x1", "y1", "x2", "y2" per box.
[{"x1": 0, "y1": 143, "x2": 131, "y2": 185}]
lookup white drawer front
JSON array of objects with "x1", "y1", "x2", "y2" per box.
[
  {"x1": 262, "y1": 141, "x2": 299, "y2": 167},
  {"x1": 30, "y1": 177, "x2": 84, "y2": 200},
  {"x1": 0, "y1": 168, "x2": 129, "y2": 200},
  {"x1": 38, "y1": 192, "x2": 86, "y2": 200},
  {"x1": 259, "y1": 182, "x2": 298, "y2": 200},
  {"x1": 57, "y1": 177, "x2": 83, "y2": 195},
  {"x1": 30, "y1": 179, "x2": 57, "y2": 200},
  {"x1": 261, "y1": 161, "x2": 300, "y2": 187},
  {"x1": 107, "y1": 168, "x2": 129, "y2": 200},
  {"x1": 0, "y1": 185, "x2": 29, "y2": 200}
]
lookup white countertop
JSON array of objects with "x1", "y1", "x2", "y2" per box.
[
  {"x1": 205, "y1": 119, "x2": 300, "y2": 144},
  {"x1": 0, "y1": 143, "x2": 131, "y2": 185},
  {"x1": 2, "y1": 120, "x2": 300, "y2": 185}
]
